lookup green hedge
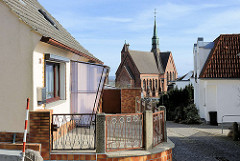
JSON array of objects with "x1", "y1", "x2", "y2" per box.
[{"x1": 158, "y1": 84, "x2": 201, "y2": 124}]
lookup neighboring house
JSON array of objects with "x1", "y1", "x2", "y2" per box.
[
  {"x1": 174, "y1": 71, "x2": 194, "y2": 89},
  {"x1": 115, "y1": 15, "x2": 177, "y2": 98},
  {"x1": 0, "y1": 0, "x2": 108, "y2": 133},
  {"x1": 193, "y1": 35, "x2": 240, "y2": 124}
]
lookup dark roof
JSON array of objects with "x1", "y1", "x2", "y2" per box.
[
  {"x1": 160, "y1": 52, "x2": 171, "y2": 71},
  {"x1": 176, "y1": 71, "x2": 193, "y2": 81},
  {"x1": 200, "y1": 34, "x2": 240, "y2": 78},
  {"x1": 128, "y1": 50, "x2": 159, "y2": 74},
  {"x1": 2, "y1": 0, "x2": 102, "y2": 63}
]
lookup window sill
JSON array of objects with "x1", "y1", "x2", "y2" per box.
[
  {"x1": 46, "y1": 97, "x2": 60, "y2": 104},
  {"x1": 45, "y1": 99, "x2": 66, "y2": 109}
]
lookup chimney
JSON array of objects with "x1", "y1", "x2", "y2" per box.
[{"x1": 197, "y1": 37, "x2": 204, "y2": 42}]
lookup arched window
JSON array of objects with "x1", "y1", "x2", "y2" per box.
[
  {"x1": 155, "y1": 79, "x2": 157, "y2": 90},
  {"x1": 167, "y1": 72, "x2": 169, "y2": 84},
  {"x1": 170, "y1": 72, "x2": 172, "y2": 81},
  {"x1": 152, "y1": 79, "x2": 155, "y2": 90},
  {"x1": 173, "y1": 72, "x2": 175, "y2": 81},
  {"x1": 143, "y1": 79, "x2": 146, "y2": 91},
  {"x1": 149, "y1": 79, "x2": 152, "y2": 90}
]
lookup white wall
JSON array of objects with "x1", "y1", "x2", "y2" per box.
[
  {"x1": 33, "y1": 42, "x2": 88, "y2": 114},
  {"x1": 175, "y1": 81, "x2": 192, "y2": 89},
  {"x1": 0, "y1": 2, "x2": 41, "y2": 132},
  {"x1": 198, "y1": 79, "x2": 240, "y2": 123}
]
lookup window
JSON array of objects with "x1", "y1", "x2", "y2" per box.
[
  {"x1": 143, "y1": 79, "x2": 146, "y2": 91},
  {"x1": 46, "y1": 62, "x2": 60, "y2": 103}
]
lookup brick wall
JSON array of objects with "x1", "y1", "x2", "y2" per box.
[
  {"x1": 0, "y1": 132, "x2": 29, "y2": 143},
  {"x1": 121, "y1": 88, "x2": 141, "y2": 113},
  {"x1": 116, "y1": 54, "x2": 141, "y2": 88},
  {"x1": 50, "y1": 149, "x2": 172, "y2": 161},
  {"x1": 0, "y1": 143, "x2": 41, "y2": 152},
  {"x1": 29, "y1": 110, "x2": 52, "y2": 160}
]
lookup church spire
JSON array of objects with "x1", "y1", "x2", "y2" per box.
[{"x1": 151, "y1": 9, "x2": 160, "y2": 53}]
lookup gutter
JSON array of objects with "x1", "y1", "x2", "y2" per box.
[{"x1": 40, "y1": 36, "x2": 103, "y2": 64}]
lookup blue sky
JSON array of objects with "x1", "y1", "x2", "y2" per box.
[{"x1": 38, "y1": 0, "x2": 240, "y2": 76}]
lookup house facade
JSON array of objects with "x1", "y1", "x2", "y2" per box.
[
  {"x1": 174, "y1": 71, "x2": 194, "y2": 89},
  {"x1": 115, "y1": 16, "x2": 177, "y2": 98},
  {"x1": 0, "y1": 0, "x2": 108, "y2": 133},
  {"x1": 193, "y1": 35, "x2": 240, "y2": 124}
]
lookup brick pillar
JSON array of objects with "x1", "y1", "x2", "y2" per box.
[
  {"x1": 29, "y1": 110, "x2": 52, "y2": 160},
  {"x1": 144, "y1": 110, "x2": 153, "y2": 150}
]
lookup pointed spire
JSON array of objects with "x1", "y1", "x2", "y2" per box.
[
  {"x1": 151, "y1": 9, "x2": 160, "y2": 52},
  {"x1": 153, "y1": 9, "x2": 157, "y2": 39}
]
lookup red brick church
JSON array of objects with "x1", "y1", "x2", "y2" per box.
[{"x1": 115, "y1": 15, "x2": 177, "y2": 98}]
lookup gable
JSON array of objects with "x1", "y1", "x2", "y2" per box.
[
  {"x1": 2, "y1": 0, "x2": 101, "y2": 63},
  {"x1": 200, "y1": 34, "x2": 240, "y2": 78}
]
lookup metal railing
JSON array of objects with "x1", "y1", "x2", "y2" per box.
[
  {"x1": 51, "y1": 114, "x2": 96, "y2": 150},
  {"x1": 152, "y1": 111, "x2": 164, "y2": 147},
  {"x1": 105, "y1": 113, "x2": 143, "y2": 152},
  {"x1": 221, "y1": 115, "x2": 240, "y2": 134}
]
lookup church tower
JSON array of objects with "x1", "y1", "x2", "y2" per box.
[
  {"x1": 151, "y1": 9, "x2": 163, "y2": 73},
  {"x1": 151, "y1": 10, "x2": 160, "y2": 53}
]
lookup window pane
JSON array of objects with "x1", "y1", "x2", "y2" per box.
[
  {"x1": 46, "y1": 64, "x2": 54, "y2": 99},
  {"x1": 55, "y1": 64, "x2": 59, "y2": 97}
]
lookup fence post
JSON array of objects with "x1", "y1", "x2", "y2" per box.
[
  {"x1": 159, "y1": 106, "x2": 167, "y2": 142},
  {"x1": 143, "y1": 110, "x2": 153, "y2": 150},
  {"x1": 96, "y1": 113, "x2": 106, "y2": 153}
]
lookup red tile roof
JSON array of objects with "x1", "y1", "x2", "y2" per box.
[{"x1": 200, "y1": 34, "x2": 240, "y2": 78}]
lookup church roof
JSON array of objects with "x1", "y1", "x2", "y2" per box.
[
  {"x1": 2, "y1": 0, "x2": 102, "y2": 63},
  {"x1": 128, "y1": 50, "x2": 159, "y2": 74},
  {"x1": 160, "y1": 52, "x2": 171, "y2": 71}
]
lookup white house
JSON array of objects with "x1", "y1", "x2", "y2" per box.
[
  {"x1": 0, "y1": 0, "x2": 108, "y2": 133},
  {"x1": 174, "y1": 71, "x2": 194, "y2": 89},
  {"x1": 193, "y1": 36, "x2": 240, "y2": 124}
]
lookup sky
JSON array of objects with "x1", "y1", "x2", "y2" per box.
[{"x1": 38, "y1": 0, "x2": 240, "y2": 77}]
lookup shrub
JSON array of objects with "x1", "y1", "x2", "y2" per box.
[
  {"x1": 181, "y1": 103, "x2": 201, "y2": 124},
  {"x1": 158, "y1": 84, "x2": 201, "y2": 124}
]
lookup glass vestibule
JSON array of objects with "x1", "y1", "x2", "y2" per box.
[{"x1": 71, "y1": 61, "x2": 109, "y2": 114}]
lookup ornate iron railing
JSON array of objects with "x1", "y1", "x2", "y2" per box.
[
  {"x1": 105, "y1": 113, "x2": 143, "y2": 152},
  {"x1": 51, "y1": 114, "x2": 96, "y2": 150},
  {"x1": 153, "y1": 111, "x2": 164, "y2": 147}
]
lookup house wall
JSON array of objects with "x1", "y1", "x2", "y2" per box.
[
  {"x1": 0, "y1": 2, "x2": 41, "y2": 132},
  {"x1": 193, "y1": 39, "x2": 213, "y2": 120},
  {"x1": 174, "y1": 81, "x2": 192, "y2": 89},
  {"x1": 33, "y1": 42, "x2": 92, "y2": 114},
  {"x1": 198, "y1": 79, "x2": 240, "y2": 123}
]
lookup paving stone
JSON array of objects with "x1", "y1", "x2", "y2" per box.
[{"x1": 167, "y1": 121, "x2": 240, "y2": 161}]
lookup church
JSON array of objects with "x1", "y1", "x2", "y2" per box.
[{"x1": 115, "y1": 15, "x2": 178, "y2": 98}]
